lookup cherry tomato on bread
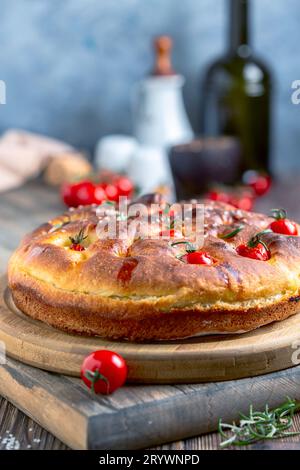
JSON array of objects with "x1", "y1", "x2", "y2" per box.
[
  {"x1": 236, "y1": 242, "x2": 270, "y2": 261},
  {"x1": 269, "y1": 209, "x2": 298, "y2": 236},
  {"x1": 183, "y1": 251, "x2": 215, "y2": 265}
]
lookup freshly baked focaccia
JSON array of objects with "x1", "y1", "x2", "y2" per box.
[{"x1": 8, "y1": 195, "x2": 300, "y2": 341}]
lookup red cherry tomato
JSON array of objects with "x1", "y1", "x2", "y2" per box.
[
  {"x1": 70, "y1": 243, "x2": 85, "y2": 251},
  {"x1": 208, "y1": 187, "x2": 256, "y2": 212},
  {"x1": 270, "y1": 219, "x2": 298, "y2": 236},
  {"x1": 81, "y1": 350, "x2": 127, "y2": 395},
  {"x1": 207, "y1": 191, "x2": 231, "y2": 204},
  {"x1": 206, "y1": 191, "x2": 219, "y2": 201},
  {"x1": 105, "y1": 184, "x2": 119, "y2": 202},
  {"x1": 159, "y1": 229, "x2": 175, "y2": 237},
  {"x1": 183, "y1": 251, "x2": 215, "y2": 265},
  {"x1": 243, "y1": 171, "x2": 272, "y2": 197},
  {"x1": 115, "y1": 177, "x2": 134, "y2": 197},
  {"x1": 75, "y1": 181, "x2": 96, "y2": 206},
  {"x1": 234, "y1": 195, "x2": 254, "y2": 211},
  {"x1": 93, "y1": 184, "x2": 107, "y2": 205},
  {"x1": 236, "y1": 243, "x2": 270, "y2": 261},
  {"x1": 61, "y1": 181, "x2": 96, "y2": 207},
  {"x1": 159, "y1": 229, "x2": 176, "y2": 238},
  {"x1": 226, "y1": 196, "x2": 238, "y2": 209},
  {"x1": 61, "y1": 183, "x2": 79, "y2": 207}
]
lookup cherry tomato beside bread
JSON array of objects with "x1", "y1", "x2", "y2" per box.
[
  {"x1": 81, "y1": 350, "x2": 127, "y2": 395},
  {"x1": 207, "y1": 191, "x2": 231, "y2": 204},
  {"x1": 61, "y1": 181, "x2": 79, "y2": 207},
  {"x1": 93, "y1": 184, "x2": 106, "y2": 205},
  {"x1": 61, "y1": 180, "x2": 95, "y2": 207},
  {"x1": 74, "y1": 181, "x2": 96, "y2": 206},
  {"x1": 243, "y1": 171, "x2": 272, "y2": 196},
  {"x1": 61, "y1": 174, "x2": 135, "y2": 207},
  {"x1": 114, "y1": 176, "x2": 134, "y2": 197},
  {"x1": 104, "y1": 183, "x2": 119, "y2": 202}
]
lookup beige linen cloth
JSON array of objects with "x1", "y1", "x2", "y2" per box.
[{"x1": 0, "y1": 129, "x2": 74, "y2": 192}]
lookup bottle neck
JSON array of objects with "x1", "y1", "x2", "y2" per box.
[{"x1": 229, "y1": 0, "x2": 251, "y2": 55}]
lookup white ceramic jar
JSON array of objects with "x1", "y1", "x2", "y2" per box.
[
  {"x1": 133, "y1": 75, "x2": 193, "y2": 147},
  {"x1": 94, "y1": 135, "x2": 137, "y2": 173}
]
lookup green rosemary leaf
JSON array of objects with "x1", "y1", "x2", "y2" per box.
[
  {"x1": 219, "y1": 225, "x2": 244, "y2": 240},
  {"x1": 247, "y1": 229, "x2": 272, "y2": 248},
  {"x1": 69, "y1": 227, "x2": 88, "y2": 245},
  {"x1": 219, "y1": 399, "x2": 300, "y2": 448},
  {"x1": 170, "y1": 241, "x2": 196, "y2": 252},
  {"x1": 270, "y1": 208, "x2": 287, "y2": 220}
]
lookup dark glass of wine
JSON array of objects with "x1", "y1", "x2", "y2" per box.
[
  {"x1": 169, "y1": 137, "x2": 241, "y2": 200},
  {"x1": 200, "y1": 0, "x2": 272, "y2": 175}
]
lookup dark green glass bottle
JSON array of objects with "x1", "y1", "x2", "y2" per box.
[{"x1": 201, "y1": 0, "x2": 272, "y2": 175}]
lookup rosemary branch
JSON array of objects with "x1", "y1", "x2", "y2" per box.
[{"x1": 218, "y1": 398, "x2": 300, "y2": 448}]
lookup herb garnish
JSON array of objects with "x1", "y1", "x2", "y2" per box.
[
  {"x1": 270, "y1": 208, "x2": 287, "y2": 220},
  {"x1": 49, "y1": 218, "x2": 70, "y2": 233},
  {"x1": 69, "y1": 227, "x2": 88, "y2": 246},
  {"x1": 171, "y1": 241, "x2": 196, "y2": 253},
  {"x1": 247, "y1": 229, "x2": 272, "y2": 252},
  {"x1": 220, "y1": 225, "x2": 244, "y2": 240},
  {"x1": 219, "y1": 398, "x2": 300, "y2": 448}
]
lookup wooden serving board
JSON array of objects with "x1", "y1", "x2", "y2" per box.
[
  {"x1": 2, "y1": 356, "x2": 300, "y2": 449},
  {"x1": 1, "y1": 275, "x2": 300, "y2": 383}
]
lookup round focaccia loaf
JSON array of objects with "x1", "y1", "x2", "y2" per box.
[{"x1": 8, "y1": 196, "x2": 300, "y2": 341}]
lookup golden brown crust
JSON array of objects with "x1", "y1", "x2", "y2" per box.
[
  {"x1": 10, "y1": 275, "x2": 300, "y2": 341},
  {"x1": 7, "y1": 198, "x2": 300, "y2": 341}
]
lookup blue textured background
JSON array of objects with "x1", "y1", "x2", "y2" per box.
[{"x1": 0, "y1": 0, "x2": 299, "y2": 172}]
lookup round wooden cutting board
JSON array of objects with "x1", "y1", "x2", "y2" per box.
[{"x1": 1, "y1": 275, "x2": 300, "y2": 383}]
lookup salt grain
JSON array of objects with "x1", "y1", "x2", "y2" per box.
[{"x1": 1, "y1": 433, "x2": 20, "y2": 450}]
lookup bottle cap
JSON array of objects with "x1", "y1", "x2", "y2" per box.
[{"x1": 152, "y1": 36, "x2": 175, "y2": 76}]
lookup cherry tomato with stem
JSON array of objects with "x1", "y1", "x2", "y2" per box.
[
  {"x1": 269, "y1": 209, "x2": 298, "y2": 236},
  {"x1": 236, "y1": 231, "x2": 271, "y2": 261},
  {"x1": 69, "y1": 228, "x2": 87, "y2": 251},
  {"x1": 171, "y1": 241, "x2": 216, "y2": 265},
  {"x1": 81, "y1": 350, "x2": 127, "y2": 395},
  {"x1": 236, "y1": 242, "x2": 270, "y2": 261}
]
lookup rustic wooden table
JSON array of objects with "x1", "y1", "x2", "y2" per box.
[{"x1": 1, "y1": 177, "x2": 300, "y2": 450}]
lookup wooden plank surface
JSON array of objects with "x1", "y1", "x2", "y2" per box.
[
  {"x1": 2, "y1": 355, "x2": 300, "y2": 449},
  {"x1": 1, "y1": 177, "x2": 300, "y2": 449}
]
